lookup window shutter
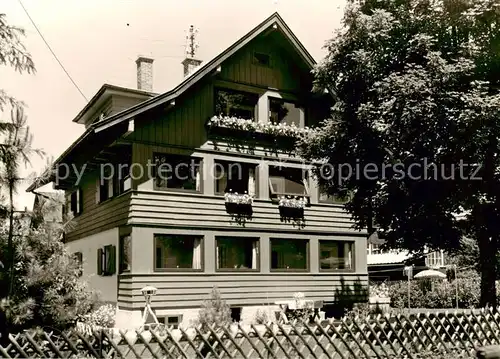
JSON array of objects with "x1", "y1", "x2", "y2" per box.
[
  {"x1": 78, "y1": 188, "x2": 83, "y2": 214},
  {"x1": 109, "y1": 245, "x2": 117, "y2": 275},
  {"x1": 97, "y1": 248, "x2": 103, "y2": 275},
  {"x1": 95, "y1": 178, "x2": 100, "y2": 204},
  {"x1": 70, "y1": 192, "x2": 76, "y2": 214}
]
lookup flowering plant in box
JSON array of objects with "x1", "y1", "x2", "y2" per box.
[
  {"x1": 224, "y1": 191, "x2": 253, "y2": 205},
  {"x1": 207, "y1": 115, "x2": 317, "y2": 138},
  {"x1": 278, "y1": 196, "x2": 307, "y2": 209}
]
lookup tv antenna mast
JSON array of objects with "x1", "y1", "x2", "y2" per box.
[{"x1": 185, "y1": 25, "x2": 199, "y2": 59}]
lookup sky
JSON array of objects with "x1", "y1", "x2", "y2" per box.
[{"x1": 1, "y1": 0, "x2": 346, "y2": 211}]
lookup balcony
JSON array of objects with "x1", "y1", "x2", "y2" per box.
[{"x1": 206, "y1": 115, "x2": 316, "y2": 150}]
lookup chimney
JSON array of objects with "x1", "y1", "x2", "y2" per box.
[
  {"x1": 135, "y1": 56, "x2": 154, "y2": 92},
  {"x1": 183, "y1": 25, "x2": 202, "y2": 77},
  {"x1": 182, "y1": 57, "x2": 202, "y2": 77}
]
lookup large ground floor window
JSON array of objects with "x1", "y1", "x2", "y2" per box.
[
  {"x1": 155, "y1": 235, "x2": 203, "y2": 271},
  {"x1": 319, "y1": 240, "x2": 354, "y2": 271},
  {"x1": 216, "y1": 237, "x2": 259, "y2": 271},
  {"x1": 270, "y1": 238, "x2": 308, "y2": 271}
]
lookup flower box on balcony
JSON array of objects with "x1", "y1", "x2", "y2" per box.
[
  {"x1": 224, "y1": 192, "x2": 253, "y2": 216},
  {"x1": 206, "y1": 115, "x2": 316, "y2": 144},
  {"x1": 278, "y1": 196, "x2": 306, "y2": 219}
]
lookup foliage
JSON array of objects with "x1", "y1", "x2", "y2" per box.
[
  {"x1": 388, "y1": 271, "x2": 500, "y2": 309},
  {"x1": 278, "y1": 196, "x2": 307, "y2": 209},
  {"x1": 253, "y1": 308, "x2": 271, "y2": 324},
  {"x1": 369, "y1": 282, "x2": 389, "y2": 298},
  {"x1": 343, "y1": 302, "x2": 379, "y2": 321},
  {"x1": 76, "y1": 304, "x2": 116, "y2": 336},
  {"x1": 208, "y1": 115, "x2": 316, "y2": 138},
  {"x1": 0, "y1": 221, "x2": 97, "y2": 332},
  {"x1": 300, "y1": 0, "x2": 500, "y2": 307},
  {"x1": 0, "y1": 106, "x2": 44, "y2": 298},
  {"x1": 0, "y1": 13, "x2": 35, "y2": 112},
  {"x1": 196, "y1": 286, "x2": 232, "y2": 331},
  {"x1": 224, "y1": 192, "x2": 253, "y2": 205},
  {"x1": 286, "y1": 292, "x2": 314, "y2": 323}
]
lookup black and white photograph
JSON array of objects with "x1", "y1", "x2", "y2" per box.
[{"x1": 1, "y1": 0, "x2": 500, "y2": 358}]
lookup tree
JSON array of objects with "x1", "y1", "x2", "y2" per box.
[
  {"x1": 300, "y1": 0, "x2": 500, "y2": 306},
  {"x1": 0, "y1": 203, "x2": 96, "y2": 332},
  {"x1": 0, "y1": 107, "x2": 43, "y2": 298},
  {"x1": 0, "y1": 12, "x2": 36, "y2": 298},
  {"x1": 0, "y1": 13, "x2": 35, "y2": 112}
]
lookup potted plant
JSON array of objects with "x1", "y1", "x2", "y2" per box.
[
  {"x1": 278, "y1": 196, "x2": 306, "y2": 219},
  {"x1": 224, "y1": 191, "x2": 253, "y2": 216}
]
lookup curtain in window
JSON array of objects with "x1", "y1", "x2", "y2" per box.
[
  {"x1": 195, "y1": 168, "x2": 201, "y2": 192},
  {"x1": 344, "y1": 242, "x2": 352, "y2": 269},
  {"x1": 216, "y1": 167, "x2": 227, "y2": 193},
  {"x1": 192, "y1": 238, "x2": 202, "y2": 269},
  {"x1": 248, "y1": 167, "x2": 255, "y2": 196},
  {"x1": 251, "y1": 240, "x2": 258, "y2": 269}
]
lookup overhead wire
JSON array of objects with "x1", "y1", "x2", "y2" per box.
[{"x1": 17, "y1": 0, "x2": 88, "y2": 102}]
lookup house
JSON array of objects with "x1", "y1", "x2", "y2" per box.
[
  {"x1": 31, "y1": 191, "x2": 65, "y2": 229},
  {"x1": 367, "y1": 241, "x2": 448, "y2": 282},
  {"x1": 27, "y1": 13, "x2": 368, "y2": 328}
]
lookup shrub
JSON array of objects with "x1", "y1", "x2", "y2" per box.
[
  {"x1": 196, "y1": 286, "x2": 231, "y2": 331},
  {"x1": 286, "y1": 292, "x2": 314, "y2": 323},
  {"x1": 254, "y1": 309, "x2": 270, "y2": 324},
  {"x1": 76, "y1": 304, "x2": 116, "y2": 336},
  {"x1": 388, "y1": 270, "x2": 500, "y2": 309}
]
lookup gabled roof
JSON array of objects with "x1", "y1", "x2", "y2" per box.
[
  {"x1": 27, "y1": 12, "x2": 317, "y2": 192},
  {"x1": 93, "y1": 12, "x2": 316, "y2": 133}
]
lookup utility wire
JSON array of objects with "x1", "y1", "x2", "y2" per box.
[{"x1": 17, "y1": 0, "x2": 88, "y2": 102}]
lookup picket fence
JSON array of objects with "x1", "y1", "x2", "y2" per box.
[{"x1": 2, "y1": 308, "x2": 500, "y2": 358}]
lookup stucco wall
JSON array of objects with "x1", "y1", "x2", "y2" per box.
[{"x1": 66, "y1": 227, "x2": 119, "y2": 303}]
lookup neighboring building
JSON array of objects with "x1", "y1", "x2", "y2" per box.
[
  {"x1": 28, "y1": 13, "x2": 368, "y2": 328},
  {"x1": 367, "y1": 241, "x2": 448, "y2": 282},
  {"x1": 31, "y1": 191, "x2": 64, "y2": 229}
]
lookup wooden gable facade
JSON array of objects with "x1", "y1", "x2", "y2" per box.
[{"x1": 32, "y1": 13, "x2": 368, "y2": 328}]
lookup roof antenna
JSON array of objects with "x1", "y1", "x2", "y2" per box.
[
  {"x1": 273, "y1": 0, "x2": 278, "y2": 11},
  {"x1": 185, "y1": 25, "x2": 199, "y2": 59}
]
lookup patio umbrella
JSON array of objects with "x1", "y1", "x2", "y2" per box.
[{"x1": 414, "y1": 269, "x2": 446, "y2": 279}]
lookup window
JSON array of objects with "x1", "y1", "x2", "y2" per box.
[
  {"x1": 153, "y1": 153, "x2": 201, "y2": 192},
  {"x1": 97, "y1": 245, "x2": 116, "y2": 276},
  {"x1": 231, "y1": 307, "x2": 242, "y2": 322},
  {"x1": 119, "y1": 235, "x2": 131, "y2": 273},
  {"x1": 215, "y1": 161, "x2": 256, "y2": 196},
  {"x1": 269, "y1": 98, "x2": 303, "y2": 127},
  {"x1": 425, "y1": 250, "x2": 445, "y2": 268},
  {"x1": 319, "y1": 240, "x2": 354, "y2": 271},
  {"x1": 98, "y1": 166, "x2": 114, "y2": 202},
  {"x1": 367, "y1": 243, "x2": 382, "y2": 255},
  {"x1": 215, "y1": 88, "x2": 259, "y2": 120},
  {"x1": 69, "y1": 188, "x2": 83, "y2": 216},
  {"x1": 216, "y1": 237, "x2": 259, "y2": 271},
  {"x1": 270, "y1": 238, "x2": 308, "y2": 271},
  {"x1": 118, "y1": 157, "x2": 132, "y2": 193},
  {"x1": 269, "y1": 166, "x2": 309, "y2": 199},
  {"x1": 155, "y1": 235, "x2": 203, "y2": 271},
  {"x1": 158, "y1": 315, "x2": 183, "y2": 329},
  {"x1": 253, "y1": 52, "x2": 270, "y2": 67}
]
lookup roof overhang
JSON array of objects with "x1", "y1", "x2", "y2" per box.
[{"x1": 73, "y1": 84, "x2": 156, "y2": 124}]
